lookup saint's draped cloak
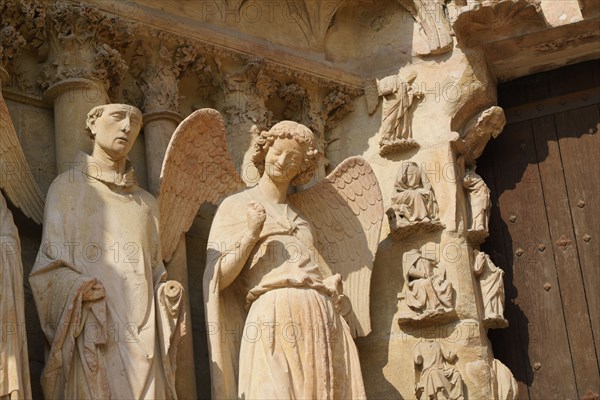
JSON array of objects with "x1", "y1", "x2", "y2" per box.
[
  {"x1": 204, "y1": 186, "x2": 366, "y2": 399},
  {"x1": 29, "y1": 153, "x2": 182, "y2": 400},
  {"x1": 474, "y1": 252, "x2": 504, "y2": 318},
  {"x1": 378, "y1": 75, "x2": 413, "y2": 142},
  {"x1": 0, "y1": 194, "x2": 32, "y2": 400}
]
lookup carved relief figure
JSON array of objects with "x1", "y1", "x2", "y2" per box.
[
  {"x1": 204, "y1": 120, "x2": 383, "y2": 399},
  {"x1": 398, "y1": 250, "x2": 454, "y2": 324},
  {"x1": 377, "y1": 71, "x2": 423, "y2": 155},
  {"x1": 473, "y1": 251, "x2": 508, "y2": 328},
  {"x1": 387, "y1": 161, "x2": 443, "y2": 239},
  {"x1": 492, "y1": 359, "x2": 519, "y2": 400},
  {"x1": 413, "y1": 341, "x2": 465, "y2": 400},
  {"x1": 463, "y1": 167, "x2": 491, "y2": 235},
  {"x1": 29, "y1": 104, "x2": 185, "y2": 399}
]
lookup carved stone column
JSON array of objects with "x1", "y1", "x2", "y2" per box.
[
  {"x1": 43, "y1": 78, "x2": 109, "y2": 171},
  {"x1": 39, "y1": 2, "x2": 131, "y2": 171},
  {"x1": 142, "y1": 110, "x2": 183, "y2": 194},
  {"x1": 130, "y1": 33, "x2": 197, "y2": 195},
  {"x1": 130, "y1": 32, "x2": 199, "y2": 400}
]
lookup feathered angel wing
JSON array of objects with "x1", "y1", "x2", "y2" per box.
[
  {"x1": 158, "y1": 108, "x2": 245, "y2": 263},
  {"x1": 289, "y1": 157, "x2": 383, "y2": 337},
  {"x1": 364, "y1": 79, "x2": 380, "y2": 115},
  {"x1": 0, "y1": 92, "x2": 44, "y2": 224}
]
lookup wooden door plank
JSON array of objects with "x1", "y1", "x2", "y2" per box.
[
  {"x1": 479, "y1": 145, "x2": 531, "y2": 400},
  {"x1": 553, "y1": 105, "x2": 600, "y2": 388},
  {"x1": 490, "y1": 120, "x2": 578, "y2": 399},
  {"x1": 531, "y1": 114, "x2": 600, "y2": 396}
]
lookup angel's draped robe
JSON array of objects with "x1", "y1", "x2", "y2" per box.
[
  {"x1": 0, "y1": 194, "x2": 32, "y2": 400},
  {"x1": 204, "y1": 186, "x2": 366, "y2": 400},
  {"x1": 29, "y1": 152, "x2": 182, "y2": 400}
]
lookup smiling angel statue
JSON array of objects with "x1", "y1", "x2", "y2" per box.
[{"x1": 160, "y1": 110, "x2": 383, "y2": 399}]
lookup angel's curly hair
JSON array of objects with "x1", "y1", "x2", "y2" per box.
[{"x1": 252, "y1": 121, "x2": 321, "y2": 186}]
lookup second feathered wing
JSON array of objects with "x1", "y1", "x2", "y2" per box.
[
  {"x1": 0, "y1": 91, "x2": 44, "y2": 224},
  {"x1": 158, "y1": 108, "x2": 245, "y2": 263},
  {"x1": 289, "y1": 157, "x2": 383, "y2": 337}
]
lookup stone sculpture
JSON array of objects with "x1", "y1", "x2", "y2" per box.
[
  {"x1": 398, "y1": 249, "x2": 454, "y2": 324},
  {"x1": 473, "y1": 251, "x2": 508, "y2": 328},
  {"x1": 492, "y1": 359, "x2": 519, "y2": 400},
  {"x1": 0, "y1": 195, "x2": 32, "y2": 400},
  {"x1": 0, "y1": 76, "x2": 45, "y2": 400},
  {"x1": 463, "y1": 167, "x2": 491, "y2": 240},
  {"x1": 29, "y1": 104, "x2": 185, "y2": 399},
  {"x1": 203, "y1": 119, "x2": 383, "y2": 399},
  {"x1": 387, "y1": 161, "x2": 444, "y2": 239},
  {"x1": 413, "y1": 341, "x2": 464, "y2": 400},
  {"x1": 377, "y1": 71, "x2": 423, "y2": 155}
]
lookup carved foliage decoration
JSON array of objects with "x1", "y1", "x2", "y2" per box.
[
  {"x1": 0, "y1": 26, "x2": 26, "y2": 70},
  {"x1": 217, "y1": 56, "x2": 275, "y2": 128},
  {"x1": 266, "y1": 0, "x2": 345, "y2": 46},
  {"x1": 130, "y1": 29, "x2": 202, "y2": 113},
  {"x1": 36, "y1": 1, "x2": 133, "y2": 92}
]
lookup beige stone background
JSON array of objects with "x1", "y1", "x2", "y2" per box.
[{"x1": 2, "y1": 0, "x2": 599, "y2": 398}]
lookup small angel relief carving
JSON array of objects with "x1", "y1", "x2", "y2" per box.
[
  {"x1": 413, "y1": 341, "x2": 465, "y2": 400},
  {"x1": 387, "y1": 161, "x2": 444, "y2": 239},
  {"x1": 398, "y1": 250, "x2": 455, "y2": 325},
  {"x1": 473, "y1": 251, "x2": 508, "y2": 329}
]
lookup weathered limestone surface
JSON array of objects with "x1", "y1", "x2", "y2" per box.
[{"x1": 2, "y1": 0, "x2": 599, "y2": 398}]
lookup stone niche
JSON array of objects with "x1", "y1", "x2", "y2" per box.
[{"x1": 2, "y1": 0, "x2": 598, "y2": 399}]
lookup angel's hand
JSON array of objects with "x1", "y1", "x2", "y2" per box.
[{"x1": 247, "y1": 201, "x2": 266, "y2": 239}]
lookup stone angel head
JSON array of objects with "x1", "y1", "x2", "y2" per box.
[{"x1": 251, "y1": 121, "x2": 321, "y2": 186}]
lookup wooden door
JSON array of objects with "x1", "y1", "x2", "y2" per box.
[{"x1": 478, "y1": 59, "x2": 600, "y2": 400}]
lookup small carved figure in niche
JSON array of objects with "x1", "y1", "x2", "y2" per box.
[
  {"x1": 398, "y1": 250, "x2": 454, "y2": 324},
  {"x1": 413, "y1": 341, "x2": 464, "y2": 400},
  {"x1": 30, "y1": 104, "x2": 185, "y2": 400},
  {"x1": 462, "y1": 163, "x2": 491, "y2": 240},
  {"x1": 377, "y1": 71, "x2": 423, "y2": 156},
  {"x1": 473, "y1": 250, "x2": 508, "y2": 328},
  {"x1": 387, "y1": 161, "x2": 444, "y2": 239}
]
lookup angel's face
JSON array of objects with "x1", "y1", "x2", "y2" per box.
[
  {"x1": 90, "y1": 104, "x2": 142, "y2": 160},
  {"x1": 264, "y1": 137, "x2": 306, "y2": 183}
]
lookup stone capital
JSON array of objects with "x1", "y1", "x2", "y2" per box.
[
  {"x1": 131, "y1": 30, "x2": 200, "y2": 114},
  {"x1": 39, "y1": 1, "x2": 131, "y2": 93},
  {"x1": 42, "y1": 77, "x2": 108, "y2": 104}
]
